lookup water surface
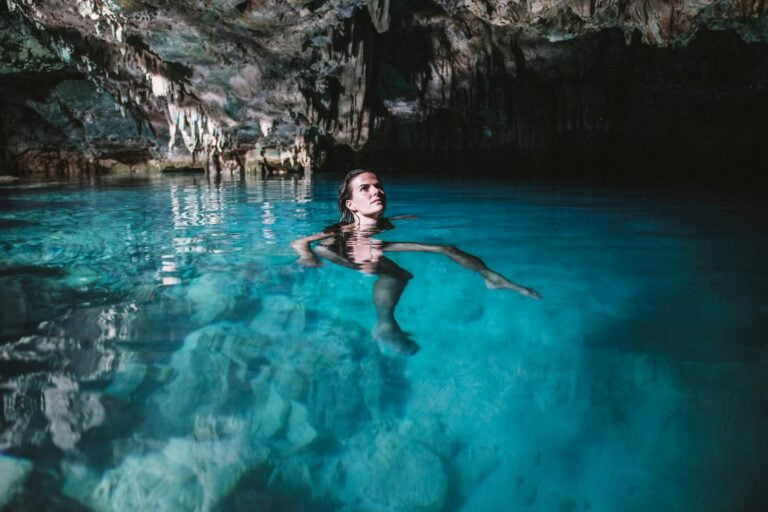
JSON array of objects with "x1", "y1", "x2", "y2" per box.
[{"x1": 1, "y1": 174, "x2": 766, "y2": 511}]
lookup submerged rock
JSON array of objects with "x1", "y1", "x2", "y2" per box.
[
  {"x1": 54, "y1": 306, "x2": 460, "y2": 511},
  {"x1": 0, "y1": 332, "x2": 125, "y2": 450},
  {"x1": 185, "y1": 273, "x2": 242, "y2": 324},
  {"x1": 0, "y1": 455, "x2": 32, "y2": 508},
  {"x1": 68, "y1": 427, "x2": 269, "y2": 512},
  {"x1": 338, "y1": 430, "x2": 448, "y2": 512},
  {"x1": 158, "y1": 322, "x2": 269, "y2": 427},
  {"x1": 251, "y1": 385, "x2": 290, "y2": 439},
  {"x1": 273, "y1": 367, "x2": 308, "y2": 401},
  {"x1": 0, "y1": 274, "x2": 69, "y2": 336},
  {"x1": 285, "y1": 400, "x2": 317, "y2": 450},
  {"x1": 44, "y1": 375, "x2": 106, "y2": 450},
  {"x1": 251, "y1": 294, "x2": 306, "y2": 338}
]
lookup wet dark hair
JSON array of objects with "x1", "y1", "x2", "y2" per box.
[{"x1": 338, "y1": 168, "x2": 379, "y2": 224}]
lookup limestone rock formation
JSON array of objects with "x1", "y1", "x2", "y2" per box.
[
  {"x1": 1, "y1": 0, "x2": 766, "y2": 177},
  {"x1": 42, "y1": 302, "x2": 463, "y2": 512}
]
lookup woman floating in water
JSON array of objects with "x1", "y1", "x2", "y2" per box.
[{"x1": 291, "y1": 169, "x2": 540, "y2": 355}]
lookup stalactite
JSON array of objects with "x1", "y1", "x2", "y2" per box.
[
  {"x1": 304, "y1": 12, "x2": 372, "y2": 150},
  {"x1": 4, "y1": 0, "x2": 763, "y2": 176},
  {"x1": 367, "y1": 0, "x2": 390, "y2": 33},
  {"x1": 6, "y1": 0, "x2": 231, "y2": 165}
]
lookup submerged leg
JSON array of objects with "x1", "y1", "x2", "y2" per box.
[
  {"x1": 438, "y1": 247, "x2": 540, "y2": 298},
  {"x1": 383, "y1": 242, "x2": 540, "y2": 299},
  {"x1": 371, "y1": 258, "x2": 419, "y2": 356}
]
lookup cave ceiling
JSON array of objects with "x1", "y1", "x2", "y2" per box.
[{"x1": 1, "y1": 0, "x2": 767, "y2": 175}]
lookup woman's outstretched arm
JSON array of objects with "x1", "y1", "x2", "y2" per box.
[
  {"x1": 290, "y1": 232, "x2": 334, "y2": 267},
  {"x1": 382, "y1": 242, "x2": 541, "y2": 299}
]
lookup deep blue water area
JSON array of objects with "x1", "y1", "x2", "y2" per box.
[{"x1": 1, "y1": 174, "x2": 767, "y2": 511}]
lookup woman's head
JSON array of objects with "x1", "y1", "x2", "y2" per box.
[{"x1": 338, "y1": 169, "x2": 386, "y2": 225}]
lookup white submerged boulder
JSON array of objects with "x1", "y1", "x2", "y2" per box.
[{"x1": 65, "y1": 417, "x2": 269, "y2": 512}]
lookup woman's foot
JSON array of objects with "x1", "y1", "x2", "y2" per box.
[
  {"x1": 482, "y1": 271, "x2": 541, "y2": 299},
  {"x1": 372, "y1": 323, "x2": 420, "y2": 356}
]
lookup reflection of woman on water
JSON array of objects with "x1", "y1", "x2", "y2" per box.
[{"x1": 291, "y1": 169, "x2": 540, "y2": 355}]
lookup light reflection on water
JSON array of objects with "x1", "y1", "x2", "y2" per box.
[{"x1": 0, "y1": 174, "x2": 767, "y2": 512}]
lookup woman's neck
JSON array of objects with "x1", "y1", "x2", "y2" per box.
[{"x1": 354, "y1": 214, "x2": 380, "y2": 228}]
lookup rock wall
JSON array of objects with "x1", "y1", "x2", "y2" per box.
[
  {"x1": 353, "y1": 23, "x2": 768, "y2": 181},
  {"x1": 1, "y1": 0, "x2": 767, "y2": 179}
]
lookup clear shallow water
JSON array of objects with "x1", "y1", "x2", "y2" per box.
[{"x1": 0, "y1": 175, "x2": 767, "y2": 511}]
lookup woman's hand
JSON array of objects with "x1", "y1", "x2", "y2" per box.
[{"x1": 291, "y1": 234, "x2": 330, "y2": 268}]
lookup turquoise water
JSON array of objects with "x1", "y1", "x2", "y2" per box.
[{"x1": 1, "y1": 174, "x2": 767, "y2": 511}]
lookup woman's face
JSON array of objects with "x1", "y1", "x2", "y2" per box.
[{"x1": 346, "y1": 172, "x2": 386, "y2": 222}]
